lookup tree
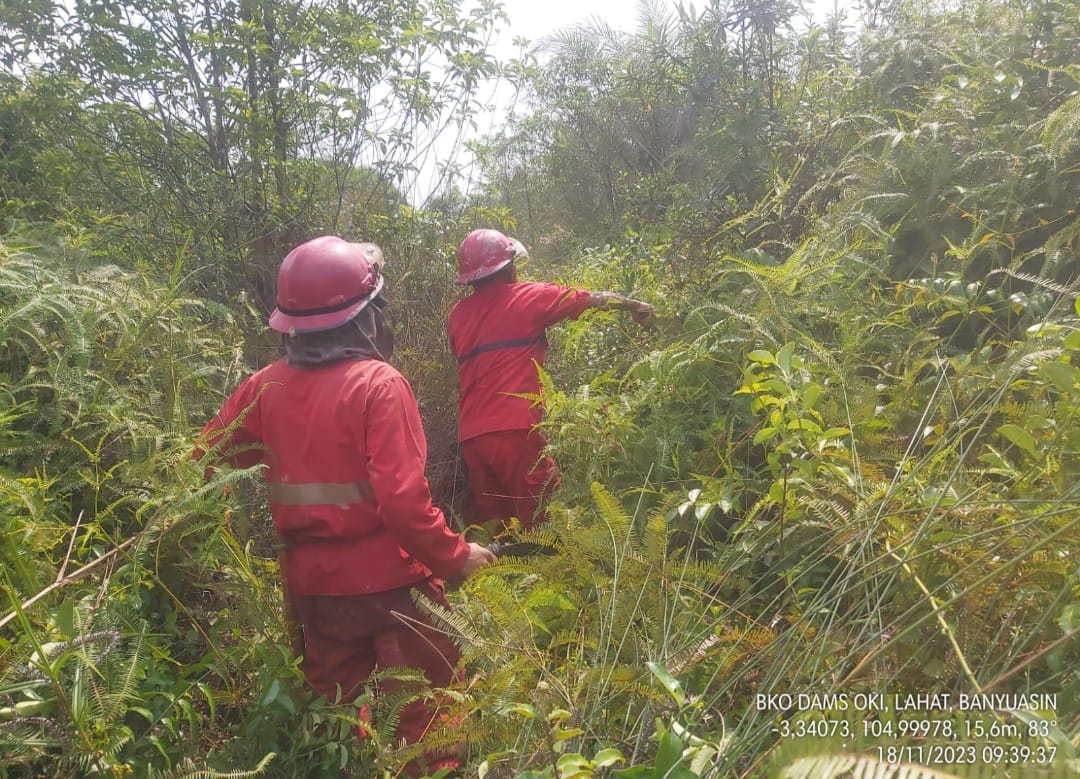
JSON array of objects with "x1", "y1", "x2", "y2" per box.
[
  {"x1": 473, "y1": 0, "x2": 808, "y2": 254},
  {"x1": 0, "y1": 0, "x2": 504, "y2": 303}
]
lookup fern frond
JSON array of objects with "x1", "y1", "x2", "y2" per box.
[
  {"x1": 776, "y1": 752, "x2": 966, "y2": 779},
  {"x1": 589, "y1": 481, "x2": 634, "y2": 549},
  {"x1": 1012, "y1": 349, "x2": 1063, "y2": 370},
  {"x1": 807, "y1": 499, "x2": 853, "y2": 524},
  {"x1": 667, "y1": 634, "x2": 722, "y2": 675},
  {"x1": 1002, "y1": 270, "x2": 1078, "y2": 295},
  {"x1": 1042, "y1": 92, "x2": 1080, "y2": 158},
  {"x1": 153, "y1": 753, "x2": 276, "y2": 779}
]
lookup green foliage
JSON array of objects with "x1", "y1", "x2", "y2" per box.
[
  {"x1": 432, "y1": 484, "x2": 732, "y2": 777},
  {"x1": 0, "y1": 233, "x2": 376, "y2": 777},
  {"x1": 2, "y1": 0, "x2": 1080, "y2": 776},
  {"x1": 0, "y1": 0, "x2": 505, "y2": 304},
  {"x1": 467, "y1": 16, "x2": 1080, "y2": 753},
  {"x1": 479, "y1": 270, "x2": 1079, "y2": 775}
]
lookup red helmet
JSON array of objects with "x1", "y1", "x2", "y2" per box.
[
  {"x1": 455, "y1": 228, "x2": 528, "y2": 284},
  {"x1": 268, "y1": 236, "x2": 385, "y2": 334}
]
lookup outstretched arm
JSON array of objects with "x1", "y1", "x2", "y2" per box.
[{"x1": 588, "y1": 292, "x2": 655, "y2": 326}]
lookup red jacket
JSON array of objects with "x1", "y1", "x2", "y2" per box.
[
  {"x1": 196, "y1": 358, "x2": 470, "y2": 595},
  {"x1": 448, "y1": 281, "x2": 592, "y2": 442}
]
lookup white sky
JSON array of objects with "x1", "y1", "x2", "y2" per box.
[
  {"x1": 493, "y1": 0, "x2": 651, "y2": 52},
  {"x1": 409, "y1": 0, "x2": 857, "y2": 202},
  {"x1": 489, "y1": 0, "x2": 858, "y2": 49}
]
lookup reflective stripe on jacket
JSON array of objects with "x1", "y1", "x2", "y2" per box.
[
  {"x1": 448, "y1": 281, "x2": 591, "y2": 442},
  {"x1": 196, "y1": 358, "x2": 470, "y2": 595}
]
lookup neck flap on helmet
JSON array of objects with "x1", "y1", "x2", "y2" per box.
[{"x1": 282, "y1": 293, "x2": 394, "y2": 368}]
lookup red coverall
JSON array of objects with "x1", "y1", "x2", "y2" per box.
[
  {"x1": 197, "y1": 357, "x2": 469, "y2": 770},
  {"x1": 448, "y1": 281, "x2": 592, "y2": 530}
]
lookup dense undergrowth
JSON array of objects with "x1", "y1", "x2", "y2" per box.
[{"x1": 2, "y1": 0, "x2": 1080, "y2": 776}]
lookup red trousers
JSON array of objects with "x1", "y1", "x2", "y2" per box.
[
  {"x1": 292, "y1": 578, "x2": 462, "y2": 773},
  {"x1": 460, "y1": 428, "x2": 559, "y2": 532}
]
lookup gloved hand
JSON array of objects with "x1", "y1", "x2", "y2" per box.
[
  {"x1": 460, "y1": 541, "x2": 497, "y2": 578},
  {"x1": 628, "y1": 300, "x2": 655, "y2": 327},
  {"x1": 588, "y1": 291, "x2": 655, "y2": 326}
]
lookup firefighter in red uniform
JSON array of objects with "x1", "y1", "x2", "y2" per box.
[
  {"x1": 196, "y1": 236, "x2": 494, "y2": 774},
  {"x1": 449, "y1": 228, "x2": 654, "y2": 533}
]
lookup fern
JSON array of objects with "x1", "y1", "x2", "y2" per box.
[
  {"x1": 153, "y1": 752, "x2": 276, "y2": 779},
  {"x1": 775, "y1": 753, "x2": 967, "y2": 779},
  {"x1": 1042, "y1": 90, "x2": 1080, "y2": 159}
]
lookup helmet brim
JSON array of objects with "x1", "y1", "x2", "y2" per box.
[
  {"x1": 269, "y1": 275, "x2": 384, "y2": 333},
  {"x1": 455, "y1": 257, "x2": 513, "y2": 285}
]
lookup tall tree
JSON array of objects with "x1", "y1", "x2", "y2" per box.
[
  {"x1": 474, "y1": 0, "x2": 808, "y2": 253},
  {"x1": 0, "y1": 0, "x2": 503, "y2": 302}
]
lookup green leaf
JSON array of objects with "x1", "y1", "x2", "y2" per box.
[
  {"x1": 802, "y1": 382, "x2": 824, "y2": 409},
  {"x1": 594, "y1": 748, "x2": 625, "y2": 768},
  {"x1": 1057, "y1": 603, "x2": 1080, "y2": 634},
  {"x1": 997, "y1": 423, "x2": 1038, "y2": 455},
  {"x1": 260, "y1": 679, "x2": 280, "y2": 708},
  {"x1": 128, "y1": 705, "x2": 155, "y2": 724},
  {"x1": 787, "y1": 417, "x2": 822, "y2": 434},
  {"x1": 499, "y1": 702, "x2": 537, "y2": 719},
  {"x1": 196, "y1": 681, "x2": 217, "y2": 722},
  {"x1": 552, "y1": 726, "x2": 586, "y2": 743},
  {"x1": 655, "y1": 723, "x2": 686, "y2": 776},
  {"x1": 1039, "y1": 361, "x2": 1077, "y2": 394},
  {"x1": 753, "y1": 427, "x2": 778, "y2": 446},
  {"x1": 776, "y1": 342, "x2": 795, "y2": 374},
  {"x1": 55, "y1": 597, "x2": 74, "y2": 638},
  {"x1": 556, "y1": 753, "x2": 592, "y2": 779},
  {"x1": 747, "y1": 349, "x2": 775, "y2": 365},
  {"x1": 647, "y1": 662, "x2": 686, "y2": 706}
]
